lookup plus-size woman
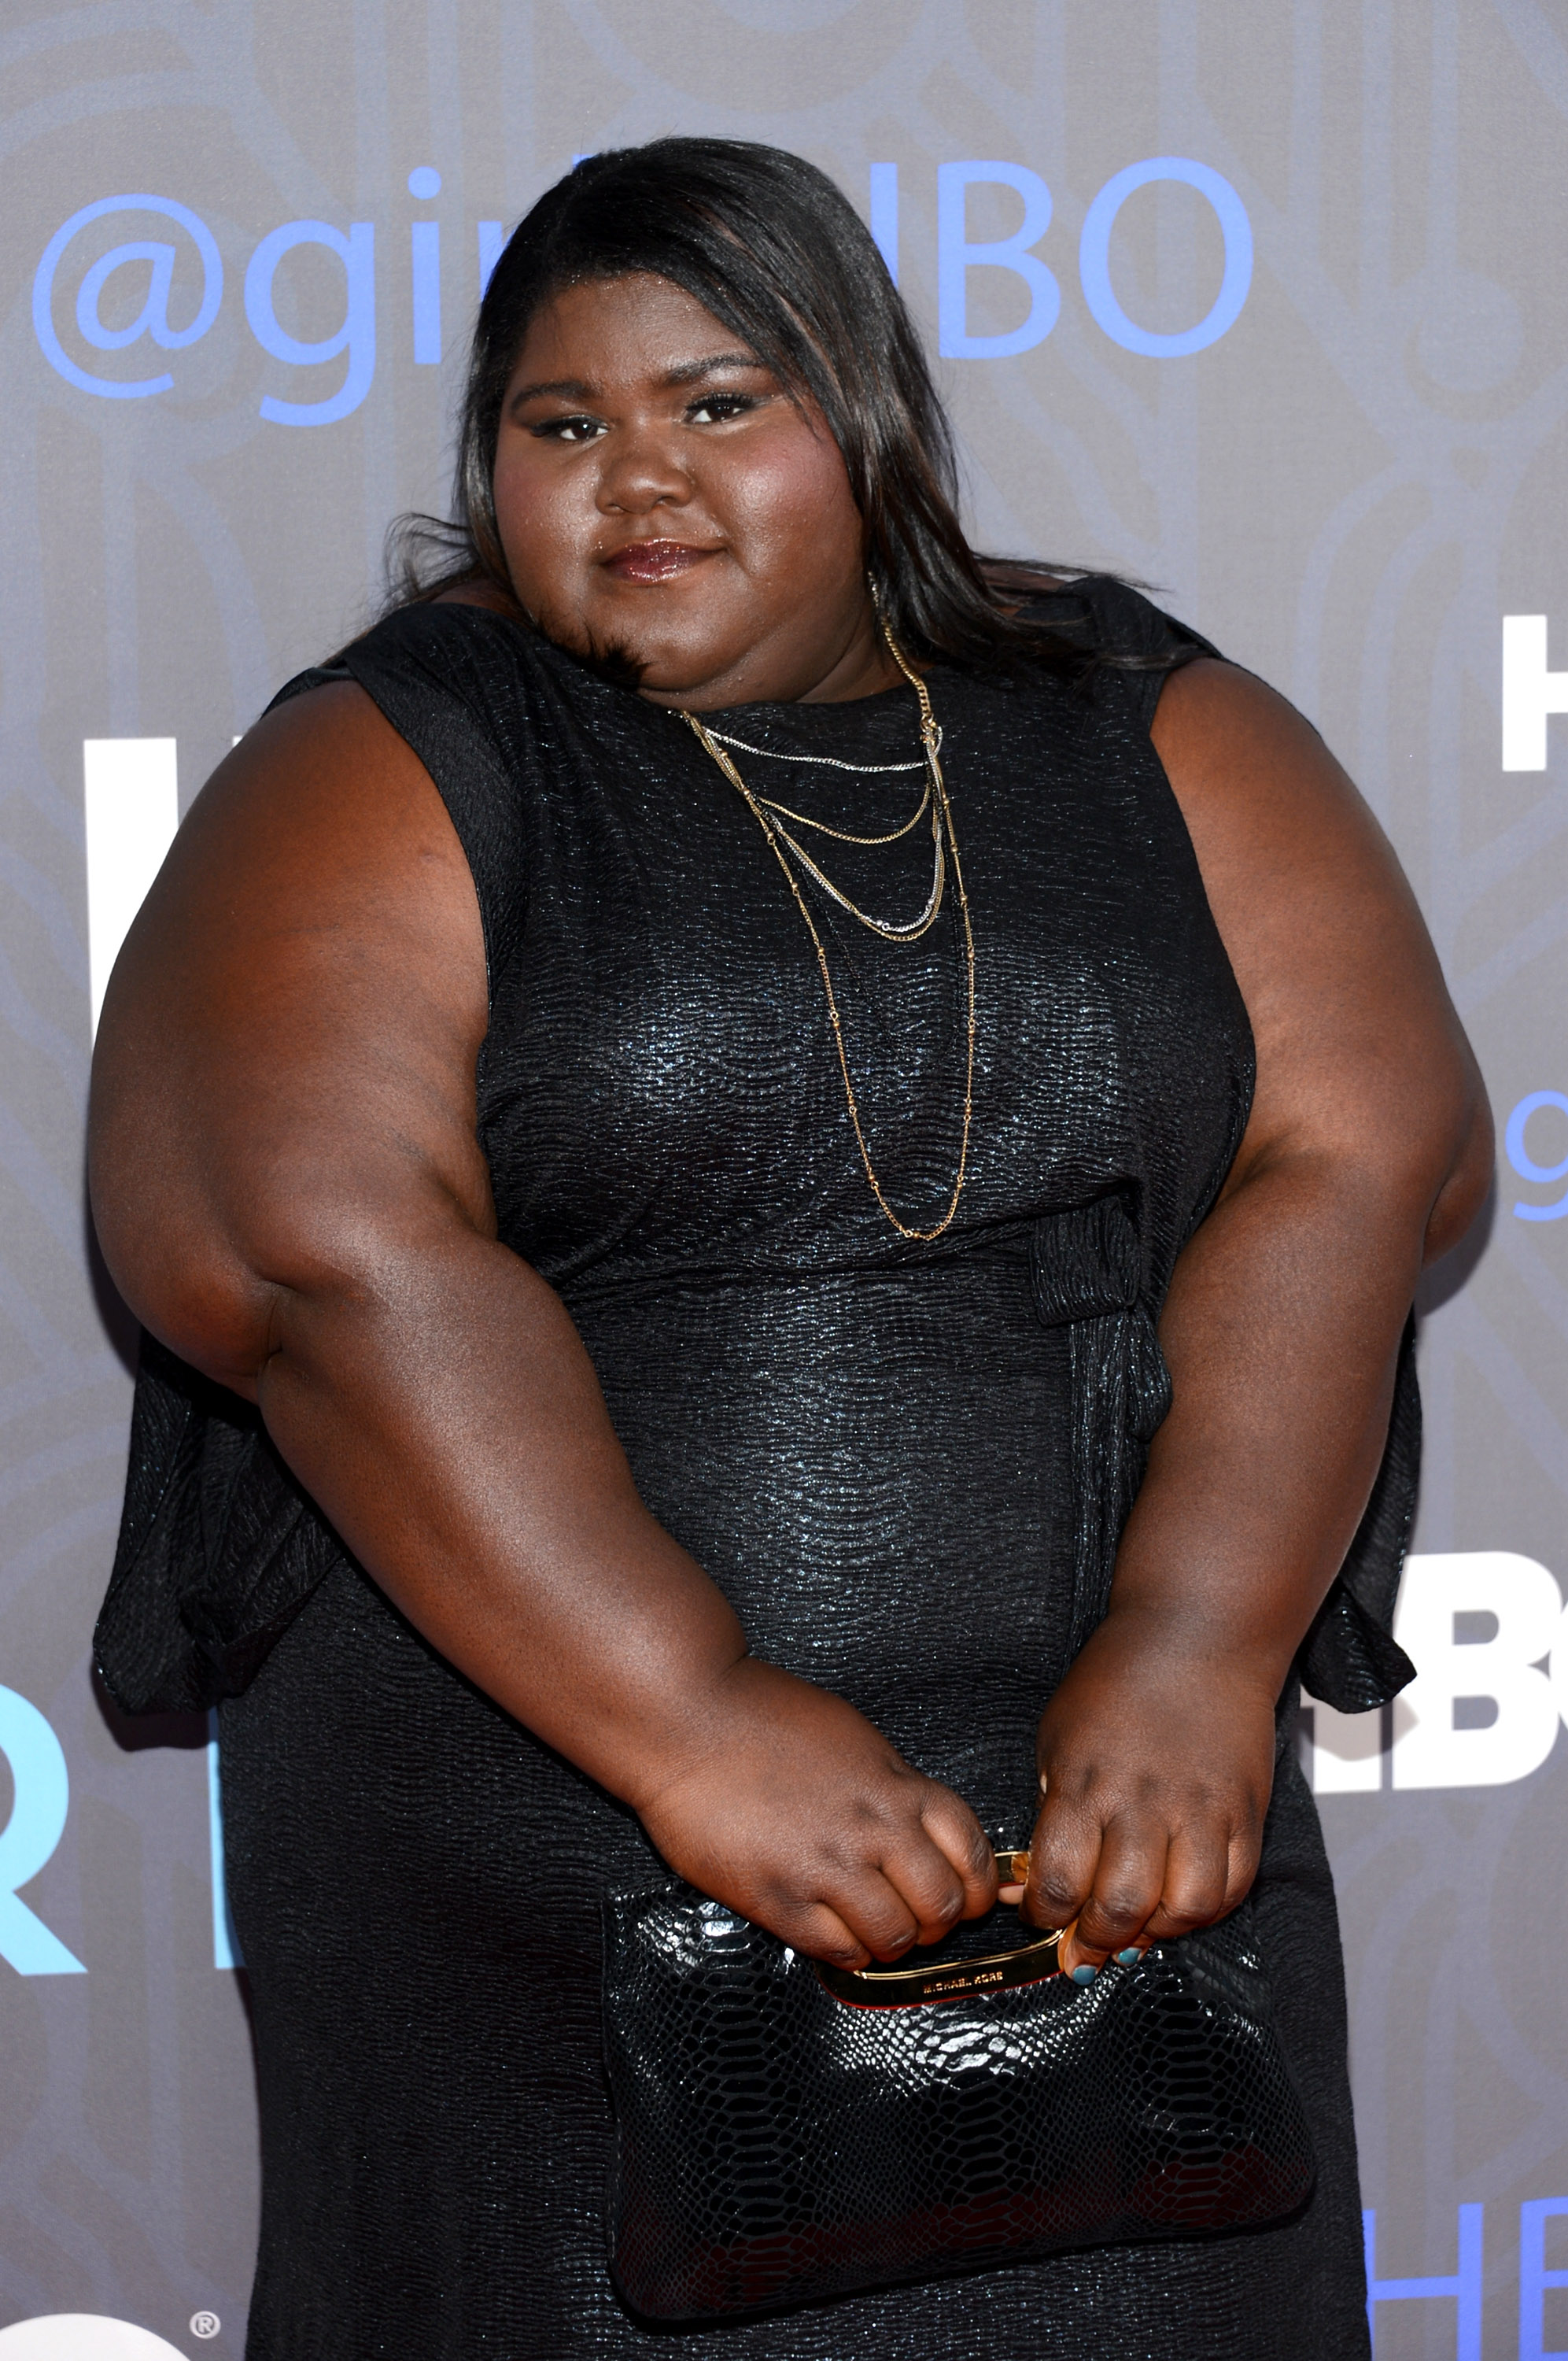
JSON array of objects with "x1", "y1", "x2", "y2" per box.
[{"x1": 90, "y1": 140, "x2": 1489, "y2": 2358}]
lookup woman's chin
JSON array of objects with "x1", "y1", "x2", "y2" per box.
[
  {"x1": 622, "y1": 641, "x2": 754, "y2": 706},
  {"x1": 524, "y1": 595, "x2": 725, "y2": 700}
]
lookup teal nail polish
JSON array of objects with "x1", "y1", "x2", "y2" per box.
[
  {"x1": 1116, "y1": 1948, "x2": 1142, "y2": 1966},
  {"x1": 1070, "y1": 1962, "x2": 1098, "y2": 1986}
]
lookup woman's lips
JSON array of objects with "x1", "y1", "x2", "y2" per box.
[{"x1": 603, "y1": 540, "x2": 717, "y2": 584}]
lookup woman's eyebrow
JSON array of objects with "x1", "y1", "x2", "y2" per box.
[
  {"x1": 508, "y1": 353, "x2": 766, "y2": 411},
  {"x1": 661, "y1": 352, "x2": 766, "y2": 386},
  {"x1": 508, "y1": 375, "x2": 597, "y2": 406}
]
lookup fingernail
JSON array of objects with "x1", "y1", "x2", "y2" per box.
[
  {"x1": 1070, "y1": 1962, "x2": 1098, "y2": 1986},
  {"x1": 1116, "y1": 1948, "x2": 1142, "y2": 1966}
]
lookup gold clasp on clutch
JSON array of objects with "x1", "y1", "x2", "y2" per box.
[{"x1": 814, "y1": 1849, "x2": 1064, "y2": 2009}]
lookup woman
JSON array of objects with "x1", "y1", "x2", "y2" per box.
[{"x1": 90, "y1": 139, "x2": 1489, "y2": 2357}]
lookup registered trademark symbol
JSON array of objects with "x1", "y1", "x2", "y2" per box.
[{"x1": 190, "y1": 2315, "x2": 221, "y2": 2341}]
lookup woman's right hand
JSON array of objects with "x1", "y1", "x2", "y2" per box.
[{"x1": 633, "y1": 1657, "x2": 998, "y2": 1969}]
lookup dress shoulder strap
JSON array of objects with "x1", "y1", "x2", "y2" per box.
[
  {"x1": 267, "y1": 602, "x2": 536, "y2": 998},
  {"x1": 1041, "y1": 572, "x2": 1224, "y2": 734}
]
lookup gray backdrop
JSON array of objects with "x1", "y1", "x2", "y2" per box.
[{"x1": 3, "y1": 3, "x2": 1567, "y2": 2355}]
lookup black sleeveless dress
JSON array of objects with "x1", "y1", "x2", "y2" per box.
[{"x1": 98, "y1": 578, "x2": 1417, "y2": 2359}]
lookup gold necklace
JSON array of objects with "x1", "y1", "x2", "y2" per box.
[
  {"x1": 681, "y1": 623, "x2": 976, "y2": 1244},
  {"x1": 704, "y1": 726, "x2": 938, "y2": 852},
  {"x1": 706, "y1": 712, "x2": 943, "y2": 937}
]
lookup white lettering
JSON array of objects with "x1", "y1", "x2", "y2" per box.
[
  {"x1": 1392, "y1": 1552, "x2": 1562, "y2": 1789},
  {"x1": 83, "y1": 738, "x2": 179, "y2": 1036},
  {"x1": 1501, "y1": 615, "x2": 1568, "y2": 770},
  {"x1": 1302, "y1": 1691, "x2": 1383, "y2": 1792},
  {"x1": 0, "y1": 2321, "x2": 190, "y2": 2357}
]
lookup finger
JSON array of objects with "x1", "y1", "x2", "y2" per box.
[
  {"x1": 781, "y1": 1902, "x2": 873, "y2": 1971},
  {"x1": 1055, "y1": 1916, "x2": 1146, "y2": 1978},
  {"x1": 918, "y1": 1789, "x2": 1000, "y2": 1921},
  {"x1": 1021, "y1": 1794, "x2": 1101, "y2": 1935},
  {"x1": 1222, "y1": 1818, "x2": 1264, "y2": 1913},
  {"x1": 1064, "y1": 1817, "x2": 1169, "y2": 1973},
  {"x1": 819, "y1": 1868, "x2": 923, "y2": 1964},
  {"x1": 1140, "y1": 1822, "x2": 1230, "y2": 1943},
  {"x1": 876, "y1": 1838, "x2": 969, "y2": 1949}
]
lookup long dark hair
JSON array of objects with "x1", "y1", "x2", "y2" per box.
[{"x1": 389, "y1": 137, "x2": 1094, "y2": 678}]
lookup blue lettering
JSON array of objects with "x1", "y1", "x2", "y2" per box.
[
  {"x1": 0, "y1": 1687, "x2": 86, "y2": 1975},
  {"x1": 408, "y1": 168, "x2": 443, "y2": 365},
  {"x1": 411, "y1": 223, "x2": 441, "y2": 365},
  {"x1": 244, "y1": 220, "x2": 376, "y2": 426},
  {"x1": 938, "y1": 161, "x2": 1058, "y2": 359},
  {"x1": 33, "y1": 194, "x2": 222, "y2": 399},
  {"x1": 1507, "y1": 1091, "x2": 1568, "y2": 1221},
  {"x1": 1079, "y1": 156, "x2": 1252, "y2": 357},
  {"x1": 1363, "y1": 2205, "x2": 1483, "y2": 2359},
  {"x1": 1520, "y1": 2198, "x2": 1568, "y2": 2361},
  {"x1": 36, "y1": 153, "x2": 1255, "y2": 423}
]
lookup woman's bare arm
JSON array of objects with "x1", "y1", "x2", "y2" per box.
[
  {"x1": 1020, "y1": 660, "x2": 1492, "y2": 1972},
  {"x1": 89, "y1": 682, "x2": 995, "y2": 1970}
]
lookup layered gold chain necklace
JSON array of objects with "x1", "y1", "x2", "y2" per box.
[{"x1": 681, "y1": 621, "x2": 975, "y2": 1243}]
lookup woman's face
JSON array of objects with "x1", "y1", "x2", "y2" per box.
[{"x1": 489, "y1": 274, "x2": 896, "y2": 708}]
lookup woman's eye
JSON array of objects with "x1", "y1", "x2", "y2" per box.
[
  {"x1": 533, "y1": 416, "x2": 606, "y2": 444},
  {"x1": 687, "y1": 393, "x2": 757, "y2": 425}
]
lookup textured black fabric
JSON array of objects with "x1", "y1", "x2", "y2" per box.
[
  {"x1": 105, "y1": 575, "x2": 1396, "y2": 2355},
  {"x1": 94, "y1": 1333, "x2": 338, "y2": 1713},
  {"x1": 603, "y1": 1878, "x2": 1315, "y2": 2319}
]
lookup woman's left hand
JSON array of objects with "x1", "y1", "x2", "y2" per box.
[{"x1": 1009, "y1": 1610, "x2": 1278, "y2": 1980}]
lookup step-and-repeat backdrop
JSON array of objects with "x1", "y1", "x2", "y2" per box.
[{"x1": 2, "y1": 2, "x2": 1566, "y2": 2354}]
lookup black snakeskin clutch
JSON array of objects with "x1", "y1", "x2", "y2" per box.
[{"x1": 603, "y1": 1873, "x2": 1315, "y2": 2322}]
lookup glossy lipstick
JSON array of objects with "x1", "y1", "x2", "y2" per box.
[{"x1": 603, "y1": 540, "x2": 715, "y2": 584}]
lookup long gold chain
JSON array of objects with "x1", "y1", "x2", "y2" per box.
[
  {"x1": 749, "y1": 777, "x2": 932, "y2": 849},
  {"x1": 681, "y1": 623, "x2": 976, "y2": 1244},
  {"x1": 758, "y1": 799, "x2": 945, "y2": 941}
]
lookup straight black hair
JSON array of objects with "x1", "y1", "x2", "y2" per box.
[{"x1": 389, "y1": 137, "x2": 1099, "y2": 680}]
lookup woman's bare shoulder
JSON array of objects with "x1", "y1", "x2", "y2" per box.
[
  {"x1": 1147, "y1": 654, "x2": 1420, "y2": 977},
  {"x1": 1149, "y1": 656, "x2": 1367, "y2": 861},
  {"x1": 1150, "y1": 656, "x2": 1488, "y2": 1219}
]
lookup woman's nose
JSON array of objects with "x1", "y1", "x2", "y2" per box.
[{"x1": 596, "y1": 426, "x2": 693, "y2": 515}]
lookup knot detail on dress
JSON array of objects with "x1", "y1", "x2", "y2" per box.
[{"x1": 1029, "y1": 1189, "x2": 1140, "y2": 1325}]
